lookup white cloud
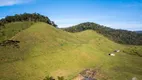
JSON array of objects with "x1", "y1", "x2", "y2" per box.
[
  {"x1": 101, "y1": 22, "x2": 142, "y2": 31},
  {"x1": 53, "y1": 15, "x2": 115, "y2": 28},
  {"x1": 54, "y1": 18, "x2": 94, "y2": 28},
  {"x1": 53, "y1": 15, "x2": 142, "y2": 31},
  {"x1": 55, "y1": 18, "x2": 142, "y2": 31},
  {"x1": 0, "y1": 0, "x2": 32, "y2": 6},
  {"x1": 57, "y1": 23, "x2": 75, "y2": 28}
]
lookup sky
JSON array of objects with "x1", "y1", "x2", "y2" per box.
[{"x1": 0, "y1": 0, "x2": 142, "y2": 31}]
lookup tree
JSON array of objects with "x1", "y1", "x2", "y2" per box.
[{"x1": 51, "y1": 21, "x2": 58, "y2": 28}]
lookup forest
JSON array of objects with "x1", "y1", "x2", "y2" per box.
[{"x1": 0, "y1": 13, "x2": 57, "y2": 28}]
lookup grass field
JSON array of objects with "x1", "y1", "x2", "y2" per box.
[
  {"x1": 0, "y1": 22, "x2": 142, "y2": 80},
  {"x1": 0, "y1": 22, "x2": 34, "y2": 42}
]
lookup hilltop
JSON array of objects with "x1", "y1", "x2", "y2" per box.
[
  {"x1": 0, "y1": 13, "x2": 57, "y2": 28},
  {"x1": 63, "y1": 22, "x2": 142, "y2": 45},
  {"x1": 0, "y1": 14, "x2": 142, "y2": 80},
  {"x1": 0, "y1": 13, "x2": 57, "y2": 42}
]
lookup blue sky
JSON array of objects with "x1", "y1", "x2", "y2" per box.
[{"x1": 0, "y1": 0, "x2": 142, "y2": 31}]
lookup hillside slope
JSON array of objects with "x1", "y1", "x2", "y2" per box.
[
  {"x1": 63, "y1": 22, "x2": 142, "y2": 45},
  {"x1": 0, "y1": 22, "x2": 33, "y2": 42},
  {"x1": 0, "y1": 22, "x2": 142, "y2": 80}
]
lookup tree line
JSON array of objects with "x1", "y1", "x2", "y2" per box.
[
  {"x1": 0, "y1": 13, "x2": 57, "y2": 28},
  {"x1": 62, "y1": 22, "x2": 142, "y2": 45}
]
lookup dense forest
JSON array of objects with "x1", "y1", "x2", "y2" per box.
[
  {"x1": 0, "y1": 13, "x2": 57, "y2": 28},
  {"x1": 63, "y1": 22, "x2": 142, "y2": 45}
]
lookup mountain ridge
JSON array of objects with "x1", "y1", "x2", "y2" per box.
[
  {"x1": 135, "y1": 31, "x2": 142, "y2": 34},
  {"x1": 63, "y1": 22, "x2": 142, "y2": 45}
]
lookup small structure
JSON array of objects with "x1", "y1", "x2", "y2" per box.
[
  {"x1": 115, "y1": 50, "x2": 120, "y2": 53},
  {"x1": 109, "y1": 53, "x2": 115, "y2": 56},
  {"x1": 132, "y1": 77, "x2": 137, "y2": 80}
]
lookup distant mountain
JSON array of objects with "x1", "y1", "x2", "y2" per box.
[
  {"x1": 135, "y1": 31, "x2": 142, "y2": 34},
  {"x1": 62, "y1": 22, "x2": 142, "y2": 45}
]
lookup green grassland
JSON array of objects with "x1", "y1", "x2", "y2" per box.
[
  {"x1": 0, "y1": 22, "x2": 34, "y2": 42},
  {"x1": 0, "y1": 22, "x2": 142, "y2": 80}
]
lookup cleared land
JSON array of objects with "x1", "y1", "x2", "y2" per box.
[{"x1": 0, "y1": 22, "x2": 142, "y2": 80}]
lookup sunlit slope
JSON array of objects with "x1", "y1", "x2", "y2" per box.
[
  {"x1": 0, "y1": 22, "x2": 142, "y2": 80},
  {"x1": 0, "y1": 22, "x2": 33, "y2": 42}
]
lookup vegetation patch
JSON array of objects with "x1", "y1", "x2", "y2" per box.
[
  {"x1": 43, "y1": 75, "x2": 66, "y2": 80},
  {"x1": 0, "y1": 13, "x2": 57, "y2": 28},
  {"x1": 0, "y1": 40, "x2": 20, "y2": 48},
  {"x1": 123, "y1": 46, "x2": 142, "y2": 57}
]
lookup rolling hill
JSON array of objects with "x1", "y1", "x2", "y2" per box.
[
  {"x1": 0, "y1": 22, "x2": 142, "y2": 80},
  {"x1": 63, "y1": 22, "x2": 142, "y2": 45}
]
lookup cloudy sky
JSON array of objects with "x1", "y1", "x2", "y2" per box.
[{"x1": 0, "y1": 0, "x2": 142, "y2": 31}]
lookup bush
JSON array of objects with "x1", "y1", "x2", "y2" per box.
[
  {"x1": 43, "y1": 75, "x2": 55, "y2": 80},
  {"x1": 43, "y1": 75, "x2": 66, "y2": 80}
]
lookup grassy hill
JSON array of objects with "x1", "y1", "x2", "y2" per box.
[
  {"x1": 0, "y1": 21, "x2": 34, "y2": 42},
  {"x1": 0, "y1": 22, "x2": 142, "y2": 80}
]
